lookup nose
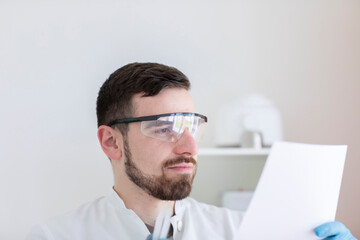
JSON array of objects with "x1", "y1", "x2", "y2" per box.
[{"x1": 173, "y1": 129, "x2": 198, "y2": 157}]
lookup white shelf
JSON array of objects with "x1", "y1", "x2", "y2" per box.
[{"x1": 198, "y1": 147, "x2": 270, "y2": 156}]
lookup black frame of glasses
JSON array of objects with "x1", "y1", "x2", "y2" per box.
[{"x1": 107, "y1": 112, "x2": 208, "y2": 127}]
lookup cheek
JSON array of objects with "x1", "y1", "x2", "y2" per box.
[{"x1": 128, "y1": 136, "x2": 171, "y2": 174}]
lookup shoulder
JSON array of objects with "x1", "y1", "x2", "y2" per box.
[
  {"x1": 52, "y1": 195, "x2": 111, "y2": 223},
  {"x1": 26, "y1": 190, "x2": 150, "y2": 240},
  {"x1": 174, "y1": 198, "x2": 243, "y2": 239},
  {"x1": 178, "y1": 197, "x2": 244, "y2": 226},
  {"x1": 26, "y1": 196, "x2": 113, "y2": 239},
  {"x1": 180, "y1": 197, "x2": 244, "y2": 218}
]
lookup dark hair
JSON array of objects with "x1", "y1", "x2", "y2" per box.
[{"x1": 96, "y1": 62, "x2": 191, "y2": 135}]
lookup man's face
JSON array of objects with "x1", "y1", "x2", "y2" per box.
[{"x1": 122, "y1": 88, "x2": 199, "y2": 200}]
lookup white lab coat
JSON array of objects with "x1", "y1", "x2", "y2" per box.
[{"x1": 26, "y1": 189, "x2": 243, "y2": 240}]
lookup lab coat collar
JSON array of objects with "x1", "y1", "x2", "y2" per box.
[
  {"x1": 106, "y1": 187, "x2": 189, "y2": 223},
  {"x1": 107, "y1": 187, "x2": 188, "y2": 214},
  {"x1": 107, "y1": 187, "x2": 128, "y2": 211}
]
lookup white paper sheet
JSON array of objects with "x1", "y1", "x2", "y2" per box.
[{"x1": 235, "y1": 142, "x2": 347, "y2": 240}]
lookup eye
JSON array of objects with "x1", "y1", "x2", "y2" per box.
[{"x1": 155, "y1": 127, "x2": 171, "y2": 135}]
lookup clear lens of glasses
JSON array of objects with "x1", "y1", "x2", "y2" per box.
[{"x1": 140, "y1": 114, "x2": 206, "y2": 142}]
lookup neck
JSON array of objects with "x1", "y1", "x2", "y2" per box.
[{"x1": 113, "y1": 177, "x2": 175, "y2": 227}]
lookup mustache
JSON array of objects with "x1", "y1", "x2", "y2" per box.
[{"x1": 163, "y1": 156, "x2": 197, "y2": 168}]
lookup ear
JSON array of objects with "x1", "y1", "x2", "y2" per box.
[{"x1": 97, "y1": 125, "x2": 123, "y2": 161}]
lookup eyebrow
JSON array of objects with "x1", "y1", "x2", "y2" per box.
[{"x1": 143, "y1": 120, "x2": 173, "y2": 129}]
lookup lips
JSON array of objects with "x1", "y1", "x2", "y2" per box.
[{"x1": 167, "y1": 163, "x2": 194, "y2": 172}]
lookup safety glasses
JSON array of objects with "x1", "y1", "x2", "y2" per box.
[{"x1": 107, "y1": 112, "x2": 207, "y2": 142}]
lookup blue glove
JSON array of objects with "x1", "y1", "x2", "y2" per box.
[
  {"x1": 145, "y1": 234, "x2": 170, "y2": 240},
  {"x1": 315, "y1": 221, "x2": 357, "y2": 240}
]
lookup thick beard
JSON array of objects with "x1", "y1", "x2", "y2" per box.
[{"x1": 123, "y1": 138, "x2": 197, "y2": 200}]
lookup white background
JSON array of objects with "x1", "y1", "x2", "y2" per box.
[{"x1": 0, "y1": 1, "x2": 359, "y2": 239}]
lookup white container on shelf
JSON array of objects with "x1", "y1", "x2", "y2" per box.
[{"x1": 216, "y1": 94, "x2": 283, "y2": 148}]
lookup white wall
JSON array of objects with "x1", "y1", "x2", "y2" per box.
[{"x1": 1, "y1": 1, "x2": 359, "y2": 239}]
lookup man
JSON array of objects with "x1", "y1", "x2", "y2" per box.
[{"x1": 27, "y1": 62, "x2": 356, "y2": 239}]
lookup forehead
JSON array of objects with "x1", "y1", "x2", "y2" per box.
[{"x1": 132, "y1": 88, "x2": 195, "y2": 117}]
